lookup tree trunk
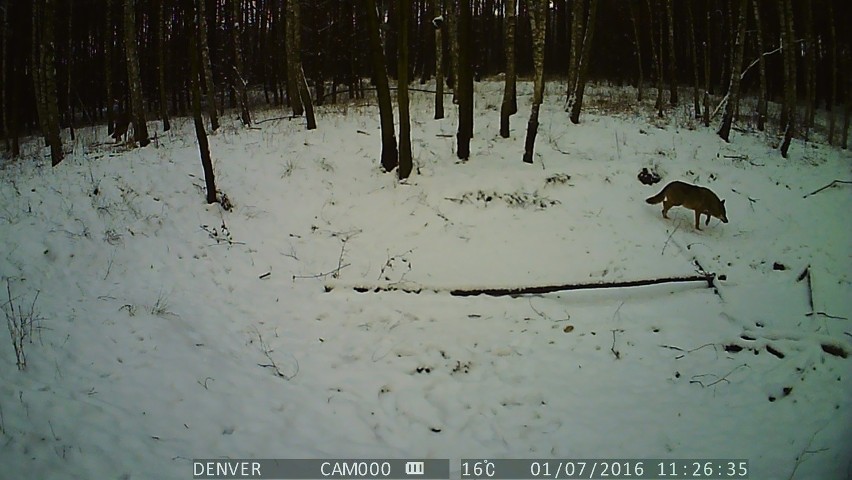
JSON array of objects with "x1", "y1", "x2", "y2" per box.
[
  {"x1": 704, "y1": 6, "x2": 711, "y2": 95},
  {"x1": 751, "y1": 0, "x2": 767, "y2": 131},
  {"x1": 448, "y1": 0, "x2": 459, "y2": 103},
  {"x1": 802, "y1": 0, "x2": 815, "y2": 137},
  {"x1": 628, "y1": 0, "x2": 643, "y2": 102},
  {"x1": 499, "y1": 0, "x2": 517, "y2": 138},
  {"x1": 826, "y1": 0, "x2": 837, "y2": 144},
  {"x1": 566, "y1": 0, "x2": 584, "y2": 100},
  {"x1": 363, "y1": 0, "x2": 398, "y2": 172},
  {"x1": 231, "y1": 0, "x2": 252, "y2": 125},
  {"x1": 568, "y1": 0, "x2": 598, "y2": 123},
  {"x1": 196, "y1": 0, "x2": 219, "y2": 131},
  {"x1": 105, "y1": 0, "x2": 114, "y2": 135},
  {"x1": 31, "y1": 0, "x2": 48, "y2": 145},
  {"x1": 666, "y1": 0, "x2": 677, "y2": 106},
  {"x1": 646, "y1": 0, "x2": 663, "y2": 117},
  {"x1": 157, "y1": 0, "x2": 171, "y2": 131},
  {"x1": 433, "y1": 0, "x2": 444, "y2": 120},
  {"x1": 189, "y1": 16, "x2": 217, "y2": 205},
  {"x1": 522, "y1": 0, "x2": 546, "y2": 163},
  {"x1": 717, "y1": 0, "x2": 747, "y2": 142},
  {"x1": 37, "y1": 0, "x2": 63, "y2": 164},
  {"x1": 456, "y1": 0, "x2": 473, "y2": 160},
  {"x1": 398, "y1": 0, "x2": 412, "y2": 180},
  {"x1": 686, "y1": 1, "x2": 700, "y2": 118},
  {"x1": 65, "y1": 0, "x2": 75, "y2": 142},
  {"x1": 779, "y1": 0, "x2": 796, "y2": 158},
  {"x1": 124, "y1": 0, "x2": 150, "y2": 147},
  {"x1": 1, "y1": 0, "x2": 9, "y2": 153}
]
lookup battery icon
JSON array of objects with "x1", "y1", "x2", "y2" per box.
[{"x1": 405, "y1": 461, "x2": 425, "y2": 475}]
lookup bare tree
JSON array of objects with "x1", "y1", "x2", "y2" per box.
[
  {"x1": 32, "y1": 0, "x2": 63, "y2": 163},
  {"x1": 686, "y1": 1, "x2": 701, "y2": 117},
  {"x1": 566, "y1": 0, "x2": 585, "y2": 100},
  {"x1": 363, "y1": 0, "x2": 398, "y2": 172},
  {"x1": 628, "y1": 0, "x2": 644, "y2": 102},
  {"x1": 779, "y1": 0, "x2": 796, "y2": 158},
  {"x1": 568, "y1": 0, "x2": 598, "y2": 123},
  {"x1": 105, "y1": 0, "x2": 114, "y2": 135},
  {"x1": 284, "y1": 0, "x2": 314, "y2": 129},
  {"x1": 666, "y1": 0, "x2": 677, "y2": 106},
  {"x1": 826, "y1": 0, "x2": 837, "y2": 144},
  {"x1": 499, "y1": 0, "x2": 517, "y2": 138},
  {"x1": 522, "y1": 0, "x2": 546, "y2": 163},
  {"x1": 156, "y1": 0, "x2": 170, "y2": 131},
  {"x1": 124, "y1": 0, "x2": 150, "y2": 147},
  {"x1": 196, "y1": 0, "x2": 219, "y2": 131},
  {"x1": 398, "y1": 0, "x2": 412, "y2": 180},
  {"x1": 456, "y1": 0, "x2": 473, "y2": 160},
  {"x1": 751, "y1": 0, "x2": 767, "y2": 131},
  {"x1": 231, "y1": 0, "x2": 252, "y2": 126},
  {"x1": 646, "y1": 0, "x2": 664, "y2": 117},
  {"x1": 433, "y1": 0, "x2": 444, "y2": 120},
  {"x1": 188, "y1": 5, "x2": 217, "y2": 205},
  {"x1": 717, "y1": 0, "x2": 747, "y2": 142}
]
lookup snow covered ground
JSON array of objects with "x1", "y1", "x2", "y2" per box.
[{"x1": 1, "y1": 81, "x2": 850, "y2": 479}]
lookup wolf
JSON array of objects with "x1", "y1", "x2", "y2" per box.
[{"x1": 646, "y1": 181, "x2": 728, "y2": 230}]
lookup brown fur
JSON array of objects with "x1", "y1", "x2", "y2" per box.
[{"x1": 645, "y1": 181, "x2": 728, "y2": 230}]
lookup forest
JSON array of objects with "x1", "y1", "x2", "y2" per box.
[{"x1": 1, "y1": 0, "x2": 850, "y2": 175}]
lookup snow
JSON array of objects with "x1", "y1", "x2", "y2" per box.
[{"x1": 1, "y1": 81, "x2": 850, "y2": 479}]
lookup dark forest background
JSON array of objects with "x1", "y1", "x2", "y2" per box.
[{"x1": 1, "y1": 0, "x2": 849, "y2": 166}]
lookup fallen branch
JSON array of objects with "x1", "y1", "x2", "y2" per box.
[
  {"x1": 802, "y1": 180, "x2": 852, "y2": 199},
  {"x1": 326, "y1": 273, "x2": 715, "y2": 297}
]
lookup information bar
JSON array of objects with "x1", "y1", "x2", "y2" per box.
[
  {"x1": 193, "y1": 459, "x2": 450, "y2": 479},
  {"x1": 459, "y1": 459, "x2": 749, "y2": 479}
]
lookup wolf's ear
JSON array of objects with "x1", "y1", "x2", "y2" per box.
[{"x1": 721, "y1": 199, "x2": 725, "y2": 205}]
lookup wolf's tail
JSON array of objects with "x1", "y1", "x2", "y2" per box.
[{"x1": 645, "y1": 188, "x2": 666, "y2": 204}]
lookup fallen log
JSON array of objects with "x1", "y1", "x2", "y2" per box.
[{"x1": 325, "y1": 273, "x2": 716, "y2": 297}]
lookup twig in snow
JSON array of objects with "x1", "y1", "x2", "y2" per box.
[
  {"x1": 672, "y1": 342, "x2": 717, "y2": 360},
  {"x1": 689, "y1": 364, "x2": 748, "y2": 388},
  {"x1": 254, "y1": 327, "x2": 298, "y2": 381},
  {"x1": 661, "y1": 223, "x2": 681, "y2": 255},
  {"x1": 197, "y1": 377, "x2": 214, "y2": 390},
  {"x1": 787, "y1": 423, "x2": 830, "y2": 480},
  {"x1": 802, "y1": 180, "x2": 852, "y2": 199},
  {"x1": 610, "y1": 329, "x2": 624, "y2": 360}
]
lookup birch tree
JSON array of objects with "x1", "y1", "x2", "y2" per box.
[
  {"x1": 717, "y1": 0, "x2": 747, "y2": 142},
  {"x1": 522, "y1": 0, "x2": 545, "y2": 164},
  {"x1": 499, "y1": 0, "x2": 517, "y2": 138}
]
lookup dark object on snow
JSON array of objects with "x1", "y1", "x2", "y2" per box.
[
  {"x1": 112, "y1": 112, "x2": 130, "y2": 142},
  {"x1": 638, "y1": 168, "x2": 661, "y2": 185},
  {"x1": 773, "y1": 262, "x2": 787, "y2": 271}
]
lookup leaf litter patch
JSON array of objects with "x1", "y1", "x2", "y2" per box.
[{"x1": 446, "y1": 189, "x2": 560, "y2": 210}]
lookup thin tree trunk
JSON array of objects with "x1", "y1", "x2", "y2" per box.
[
  {"x1": 751, "y1": 0, "x2": 767, "y2": 131},
  {"x1": 826, "y1": 0, "x2": 837, "y2": 144},
  {"x1": 717, "y1": 0, "x2": 747, "y2": 142},
  {"x1": 704, "y1": 6, "x2": 711, "y2": 95},
  {"x1": 363, "y1": 0, "x2": 398, "y2": 172},
  {"x1": 779, "y1": 0, "x2": 796, "y2": 158},
  {"x1": 433, "y1": 0, "x2": 444, "y2": 119},
  {"x1": 398, "y1": 0, "x2": 412, "y2": 180},
  {"x1": 105, "y1": 0, "x2": 114, "y2": 135},
  {"x1": 157, "y1": 0, "x2": 170, "y2": 131},
  {"x1": 628, "y1": 0, "x2": 643, "y2": 102},
  {"x1": 666, "y1": 0, "x2": 677, "y2": 106},
  {"x1": 522, "y1": 0, "x2": 546, "y2": 164},
  {"x1": 448, "y1": 0, "x2": 459, "y2": 103},
  {"x1": 568, "y1": 0, "x2": 598, "y2": 123},
  {"x1": 566, "y1": 0, "x2": 584, "y2": 100},
  {"x1": 31, "y1": 0, "x2": 49, "y2": 144},
  {"x1": 456, "y1": 0, "x2": 473, "y2": 160},
  {"x1": 1, "y1": 0, "x2": 9, "y2": 153},
  {"x1": 284, "y1": 0, "x2": 302, "y2": 115},
  {"x1": 231, "y1": 0, "x2": 251, "y2": 125},
  {"x1": 499, "y1": 0, "x2": 517, "y2": 138},
  {"x1": 686, "y1": 0, "x2": 700, "y2": 118},
  {"x1": 124, "y1": 0, "x2": 150, "y2": 147},
  {"x1": 802, "y1": 0, "x2": 815, "y2": 137},
  {"x1": 189, "y1": 18, "x2": 217, "y2": 205},
  {"x1": 40, "y1": 0, "x2": 63, "y2": 164},
  {"x1": 646, "y1": 0, "x2": 663, "y2": 117},
  {"x1": 65, "y1": 0, "x2": 74, "y2": 142},
  {"x1": 196, "y1": 0, "x2": 219, "y2": 130}
]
